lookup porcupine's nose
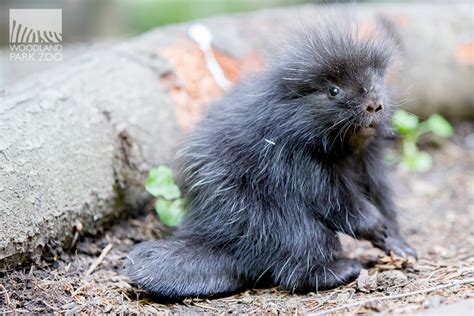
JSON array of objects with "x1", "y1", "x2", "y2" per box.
[{"x1": 366, "y1": 103, "x2": 383, "y2": 113}]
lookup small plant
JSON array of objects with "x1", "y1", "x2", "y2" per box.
[
  {"x1": 391, "y1": 110, "x2": 453, "y2": 172},
  {"x1": 145, "y1": 165, "x2": 185, "y2": 227}
]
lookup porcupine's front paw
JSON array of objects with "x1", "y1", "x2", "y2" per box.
[
  {"x1": 379, "y1": 235, "x2": 418, "y2": 259},
  {"x1": 369, "y1": 223, "x2": 417, "y2": 259}
]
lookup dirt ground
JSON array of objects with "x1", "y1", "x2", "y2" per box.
[{"x1": 1, "y1": 122, "x2": 473, "y2": 315}]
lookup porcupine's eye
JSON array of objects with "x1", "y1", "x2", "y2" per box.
[{"x1": 328, "y1": 86, "x2": 340, "y2": 98}]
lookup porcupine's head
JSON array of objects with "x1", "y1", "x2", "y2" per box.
[{"x1": 270, "y1": 20, "x2": 396, "y2": 154}]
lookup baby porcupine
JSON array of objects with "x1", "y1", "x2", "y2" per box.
[{"x1": 125, "y1": 20, "x2": 417, "y2": 298}]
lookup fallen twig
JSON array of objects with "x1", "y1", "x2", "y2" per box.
[
  {"x1": 192, "y1": 302, "x2": 220, "y2": 312},
  {"x1": 0, "y1": 284, "x2": 11, "y2": 306},
  {"x1": 71, "y1": 282, "x2": 92, "y2": 297},
  {"x1": 85, "y1": 243, "x2": 113, "y2": 276},
  {"x1": 309, "y1": 278, "x2": 474, "y2": 315}
]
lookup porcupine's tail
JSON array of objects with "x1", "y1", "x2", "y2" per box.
[{"x1": 125, "y1": 237, "x2": 245, "y2": 298}]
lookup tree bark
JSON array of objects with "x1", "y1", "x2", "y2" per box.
[{"x1": 0, "y1": 3, "x2": 472, "y2": 267}]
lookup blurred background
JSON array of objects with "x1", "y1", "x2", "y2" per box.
[
  {"x1": 0, "y1": 0, "x2": 455, "y2": 86},
  {"x1": 0, "y1": 0, "x2": 377, "y2": 46}
]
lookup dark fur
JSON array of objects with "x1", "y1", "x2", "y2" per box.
[{"x1": 125, "y1": 21, "x2": 416, "y2": 298}]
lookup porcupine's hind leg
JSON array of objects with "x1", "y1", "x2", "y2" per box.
[
  {"x1": 125, "y1": 238, "x2": 246, "y2": 298},
  {"x1": 270, "y1": 221, "x2": 361, "y2": 293}
]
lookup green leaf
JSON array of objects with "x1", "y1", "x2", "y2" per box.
[
  {"x1": 155, "y1": 198, "x2": 185, "y2": 227},
  {"x1": 392, "y1": 110, "x2": 419, "y2": 134},
  {"x1": 426, "y1": 114, "x2": 453, "y2": 138},
  {"x1": 401, "y1": 150, "x2": 433, "y2": 172},
  {"x1": 145, "y1": 166, "x2": 181, "y2": 199}
]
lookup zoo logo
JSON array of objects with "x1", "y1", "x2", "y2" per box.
[
  {"x1": 9, "y1": 9, "x2": 63, "y2": 62},
  {"x1": 9, "y1": 9, "x2": 62, "y2": 44}
]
